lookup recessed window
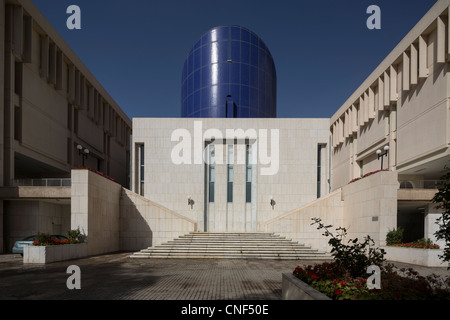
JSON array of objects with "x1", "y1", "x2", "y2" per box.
[
  {"x1": 14, "y1": 106, "x2": 22, "y2": 142},
  {"x1": 317, "y1": 145, "x2": 323, "y2": 199},
  {"x1": 227, "y1": 144, "x2": 234, "y2": 203},
  {"x1": 137, "y1": 144, "x2": 145, "y2": 196},
  {"x1": 246, "y1": 144, "x2": 252, "y2": 203},
  {"x1": 209, "y1": 145, "x2": 215, "y2": 203}
]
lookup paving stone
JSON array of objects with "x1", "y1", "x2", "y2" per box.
[{"x1": 0, "y1": 252, "x2": 448, "y2": 301}]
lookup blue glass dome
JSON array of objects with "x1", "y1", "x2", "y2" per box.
[{"x1": 181, "y1": 25, "x2": 277, "y2": 118}]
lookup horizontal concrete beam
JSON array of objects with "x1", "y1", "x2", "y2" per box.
[
  {"x1": 0, "y1": 186, "x2": 71, "y2": 199},
  {"x1": 397, "y1": 189, "x2": 437, "y2": 201}
]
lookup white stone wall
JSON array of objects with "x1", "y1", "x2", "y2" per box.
[
  {"x1": 265, "y1": 190, "x2": 344, "y2": 253},
  {"x1": 132, "y1": 118, "x2": 330, "y2": 232},
  {"x1": 341, "y1": 170, "x2": 398, "y2": 246},
  {"x1": 120, "y1": 189, "x2": 196, "y2": 250},
  {"x1": 71, "y1": 169, "x2": 122, "y2": 256}
]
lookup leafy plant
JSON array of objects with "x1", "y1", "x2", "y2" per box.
[
  {"x1": 66, "y1": 228, "x2": 85, "y2": 243},
  {"x1": 388, "y1": 238, "x2": 440, "y2": 249},
  {"x1": 35, "y1": 232, "x2": 51, "y2": 244},
  {"x1": 386, "y1": 227, "x2": 404, "y2": 245},
  {"x1": 432, "y1": 169, "x2": 450, "y2": 269},
  {"x1": 311, "y1": 218, "x2": 386, "y2": 278}
]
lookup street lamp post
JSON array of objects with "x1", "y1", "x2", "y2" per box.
[
  {"x1": 376, "y1": 146, "x2": 389, "y2": 170},
  {"x1": 77, "y1": 144, "x2": 90, "y2": 166}
]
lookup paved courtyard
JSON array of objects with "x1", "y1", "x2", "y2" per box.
[
  {"x1": 0, "y1": 252, "x2": 308, "y2": 300},
  {"x1": 0, "y1": 252, "x2": 449, "y2": 301}
]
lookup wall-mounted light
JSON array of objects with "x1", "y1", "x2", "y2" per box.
[
  {"x1": 270, "y1": 196, "x2": 276, "y2": 209},
  {"x1": 376, "y1": 145, "x2": 389, "y2": 170},
  {"x1": 77, "y1": 144, "x2": 89, "y2": 166},
  {"x1": 188, "y1": 196, "x2": 194, "y2": 208}
]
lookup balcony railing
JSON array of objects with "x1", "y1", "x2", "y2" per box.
[
  {"x1": 398, "y1": 180, "x2": 443, "y2": 190},
  {"x1": 12, "y1": 178, "x2": 71, "y2": 187}
]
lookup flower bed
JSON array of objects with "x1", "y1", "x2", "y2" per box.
[
  {"x1": 24, "y1": 243, "x2": 88, "y2": 264},
  {"x1": 293, "y1": 263, "x2": 371, "y2": 300},
  {"x1": 383, "y1": 246, "x2": 447, "y2": 267},
  {"x1": 292, "y1": 262, "x2": 450, "y2": 300},
  {"x1": 33, "y1": 238, "x2": 81, "y2": 246},
  {"x1": 348, "y1": 169, "x2": 388, "y2": 184},
  {"x1": 286, "y1": 218, "x2": 450, "y2": 300},
  {"x1": 282, "y1": 273, "x2": 331, "y2": 300},
  {"x1": 388, "y1": 242, "x2": 440, "y2": 249},
  {"x1": 75, "y1": 166, "x2": 118, "y2": 183}
]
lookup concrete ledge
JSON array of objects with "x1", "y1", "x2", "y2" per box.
[
  {"x1": 282, "y1": 273, "x2": 332, "y2": 300},
  {"x1": 397, "y1": 189, "x2": 436, "y2": 201},
  {"x1": 0, "y1": 186, "x2": 71, "y2": 199},
  {"x1": 383, "y1": 246, "x2": 448, "y2": 267},
  {"x1": 23, "y1": 243, "x2": 88, "y2": 264}
]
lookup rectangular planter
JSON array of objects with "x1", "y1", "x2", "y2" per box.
[
  {"x1": 23, "y1": 243, "x2": 88, "y2": 264},
  {"x1": 383, "y1": 246, "x2": 448, "y2": 267},
  {"x1": 282, "y1": 273, "x2": 332, "y2": 300}
]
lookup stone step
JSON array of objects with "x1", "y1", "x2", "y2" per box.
[
  {"x1": 141, "y1": 248, "x2": 318, "y2": 254},
  {"x1": 131, "y1": 252, "x2": 332, "y2": 260},
  {"x1": 155, "y1": 244, "x2": 309, "y2": 249},
  {"x1": 165, "y1": 240, "x2": 298, "y2": 245},
  {"x1": 130, "y1": 232, "x2": 332, "y2": 260}
]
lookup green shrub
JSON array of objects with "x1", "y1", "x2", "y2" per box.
[
  {"x1": 432, "y1": 169, "x2": 450, "y2": 269},
  {"x1": 66, "y1": 227, "x2": 86, "y2": 243},
  {"x1": 35, "y1": 232, "x2": 51, "y2": 244},
  {"x1": 311, "y1": 218, "x2": 386, "y2": 278},
  {"x1": 386, "y1": 227, "x2": 404, "y2": 245}
]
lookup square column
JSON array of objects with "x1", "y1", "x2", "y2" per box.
[{"x1": 425, "y1": 204, "x2": 446, "y2": 248}]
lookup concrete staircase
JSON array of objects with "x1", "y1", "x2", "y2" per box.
[{"x1": 130, "y1": 232, "x2": 332, "y2": 260}]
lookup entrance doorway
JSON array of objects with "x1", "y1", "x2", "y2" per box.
[{"x1": 204, "y1": 142, "x2": 256, "y2": 232}]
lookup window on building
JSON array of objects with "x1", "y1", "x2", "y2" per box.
[
  {"x1": 14, "y1": 61, "x2": 22, "y2": 95},
  {"x1": 227, "y1": 144, "x2": 234, "y2": 203},
  {"x1": 67, "y1": 138, "x2": 72, "y2": 165},
  {"x1": 39, "y1": 35, "x2": 44, "y2": 74},
  {"x1": 246, "y1": 144, "x2": 252, "y2": 203},
  {"x1": 14, "y1": 106, "x2": 22, "y2": 142},
  {"x1": 67, "y1": 104, "x2": 72, "y2": 130},
  {"x1": 137, "y1": 144, "x2": 145, "y2": 196},
  {"x1": 317, "y1": 144, "x2": 322, "y2": 199},
  {"x1": 56, "y1": 50, "x2": 63, "y2": 90},
  {"x1": 66, "y1": 63, "x2": 70, "y2": 94},
  {"x1": 73, "y1": 108, "x2": 78, "y2": 134},
  {"x1": 209, "y1": 145, "x2": 215, "y2": 203}
]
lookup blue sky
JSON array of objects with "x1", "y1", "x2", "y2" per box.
[{"x1": 31, "y1": 0, "x2": 438, "y2": 119}]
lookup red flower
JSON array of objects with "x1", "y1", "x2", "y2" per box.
[
  {"x1": 335, "y1": 289, "x2": 342, "y2": 295},
  {"x1": 341, "y1": 281, "x2": 346, "y2": 286},
  {"x1": 311, "y1": 275, "x2": 319, "y2": 280}
]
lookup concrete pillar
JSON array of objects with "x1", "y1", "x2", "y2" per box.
[
  {"x1": 383, "y1": 71, "x2": 390, "y2": 108},
  {"x1": 0, "y1": 200, "x2": 3, "y2": 253},
  {"x1": 390, "y1": 65, "x2": 398, "y2": 102},
  {"x1": 368, "y1": 87, "x2": 375, "y2": 120},
  {"x1": 425, "y1": 204, "x2": 446, "y2": 248},
  {"x1": 402, "y1": 52, "x2": 410, "y2": 91},
  {"x1": 410, "y1": 43, "x2": 418, "y2": 85},
  {"x1": 4, "y1": 5, "x2": 14, "y2": 186},
  {"x1": 363, "y1": 91, "x2": 369, "y2": 123},
  {"x1": 378, "y1": 77, "x2": 384, "y2": 111},
  {"x1": 0, "y1": 0, "x2": 6, "y2": 187},
  {"x1": 419, "y1": 35, "x2": 429, "y2": 79},
  {"x1": 437, "y1": 16, "x2": 446, "y2": 64}
]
